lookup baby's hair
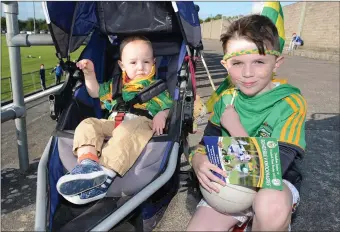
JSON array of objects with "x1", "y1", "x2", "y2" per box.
[
  {"x1": 220, "y1": 15, "x2": 280, "y2": 55},
  {"x1": 119, "y1": 36, "x2": 153, "y2": 57}
]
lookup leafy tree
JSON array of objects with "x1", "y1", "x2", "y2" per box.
[
  {"x1": 18, "y1": 20, "x2": 26, "y2": 31},
  {"x1": 25, "y1": 18, "x2": 34, "y2": 31},
  {"x1": 214, "y1": 14, "x2": 222, "y2": 20},
  {"x1": 1, "y1": 17, "x2": 50, "y2": 32},
  {"x1": 1, "y1": 17, "x2": 6, "y2": 31},
  {"x1": 204, "y1": 17, "x2": 212, "y2": 22}
]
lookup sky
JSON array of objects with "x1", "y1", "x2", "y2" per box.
[
  {"x1": 195, "y1": 1, "x2": 296, "y2": 19},
  {"x1": 1, "y1": 1, "x2": 45, "y2": 20},
  {"x1": 1, "y1": 1, "x2": 296, "y2": 21}
]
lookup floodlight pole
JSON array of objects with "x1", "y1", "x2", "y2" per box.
[
  {"x1": 33, "y1": 1, "x2": 36, "y2": 33},
  {"x1": 3, "y1": 1, "x2": 29, "y2": 172}
]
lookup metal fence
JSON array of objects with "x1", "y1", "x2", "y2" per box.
[{"x1": 1, "y1": 67, "x2": 65, "y2": 102}]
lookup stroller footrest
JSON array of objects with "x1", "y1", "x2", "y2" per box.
[{"x1": 59, "y1": 196, "x2": 132, "y2": 232}]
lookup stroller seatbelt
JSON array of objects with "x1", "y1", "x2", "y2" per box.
[{"x1": 114, "y1": 112, "x2": 126, "y2": 127}]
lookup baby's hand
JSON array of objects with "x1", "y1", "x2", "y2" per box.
[
  {"x1": 76, "y1": 59, "x2": 95, "y2": 76},
  {"x1": 221, "y1": 105, "x2": 241, "y2": 131},
  {"x1": 152, "y1": 111, "x2": 168, "y2": 136}
]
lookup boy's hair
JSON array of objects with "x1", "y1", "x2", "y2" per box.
[
  {"x1": 220, "y1": 15, "x2": 280, "y2": 55},
  {"x1": 119, "y1": 36, "x2": 153, "y2": 57},
  {"x1": 41, "y1": 64, "x2": 44, "y2": 66}
]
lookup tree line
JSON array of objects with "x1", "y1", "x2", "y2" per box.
[
  {"x1": 199, "y1": 14, "x2": 244, "y2": 23},
  {"x1": 1, "y1": 17, "x2": 48, "y2": 32}
]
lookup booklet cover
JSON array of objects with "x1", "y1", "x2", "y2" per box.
[{"x1": 203, "y1": 136, "x2": 283, "y2": 190}]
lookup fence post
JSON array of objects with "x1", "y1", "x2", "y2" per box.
[
  {"x1": 9, "y1": 77, "x2": 13, "y2": 99},
  {"x1": 3, "y1": 1, "x2": 29, "y2": 172}
]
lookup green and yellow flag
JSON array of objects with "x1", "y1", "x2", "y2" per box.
[
  {"x1": 261, "y1": 1, "x2": 285, "y2": 53},
  {"x1": 205, "y1": 76, "x2": 234, "y2": 113}
]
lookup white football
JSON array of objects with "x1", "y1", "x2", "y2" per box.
[{"x1": 200, "y1": 182, "x2": 257, "y2": 214}]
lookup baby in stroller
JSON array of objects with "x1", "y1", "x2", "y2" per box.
[{"x1": 56, "y1": 36, "x2": 173, "y2": 205}]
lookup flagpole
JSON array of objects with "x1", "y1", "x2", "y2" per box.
[{"x1": 200, "y1": 51, "x2": 216, "y2": 90}]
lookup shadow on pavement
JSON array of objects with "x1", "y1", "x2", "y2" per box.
[
  {"x1": 195, "y1": 52, "x2": 227, "y2": 91},
  {"x1": 293, "y1": 113, "x2": 340, "y2": 230},
  {"x1": 1, "y1": 159, "x2": 40, "y2": 215}
]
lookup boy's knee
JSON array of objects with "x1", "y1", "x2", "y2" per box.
[
  {"x1": 78, "y1": 117, "x2": 96, "y2": 126},
  {"x1": 252, "y1": 186, "x2": 292, "y2": 228},
  {"x1": 75, "y1": 118, "x2": 98, "y2": 133}
]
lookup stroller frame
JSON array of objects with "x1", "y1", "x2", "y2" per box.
[
  {"x1": 35, "y1": 1, "x2": 202, "y2": 231},
  {"x1": 35, "y1": 136, "x2": 181, "y2": 231}
]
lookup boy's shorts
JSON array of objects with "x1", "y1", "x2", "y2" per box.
[{"x1": 197, "y1": 179, "x2": 300, "y2": 228}]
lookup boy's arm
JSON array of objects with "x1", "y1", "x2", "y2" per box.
[
  {"x1": 222, "y1": 114, "x2": 249, "y2": 137},
  {"x1": 188, "y1": 121, "x2": 222, "y2": 166},
  {"x1": 272, "y1": 94, "x2": 307, "y2": 151},
  {"x1": 278, "y1": 141, "x2": 304, "y2": 175},
  {"x1": 210, "y1": 92, "x2": 248, "y2": 137},
  {"x1": 272, "y1": 94, "x2": 307, "y2": 173},
  {"x1": 188, "y1": 98, "x2": 224, "y2": 166}
]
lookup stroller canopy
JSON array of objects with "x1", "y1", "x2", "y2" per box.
[{"x1": 42, "y1": 1, "x2": 202, "y2": 58}]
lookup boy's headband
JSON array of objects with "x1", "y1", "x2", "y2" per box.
[{"x1": 223, "y1": 49, "x2": 281, "y2": 61}]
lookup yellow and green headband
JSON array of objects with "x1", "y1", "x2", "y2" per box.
[{"x1": 223, "y1": 49, "x2": 281, "y2": 61}]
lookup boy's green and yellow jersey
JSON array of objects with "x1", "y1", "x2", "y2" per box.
[
  {"x1": 189, "y1": 83, "x2": 307, "y2": 166},
  {"x1": 209, "y1": 84, "x2": 307, "y2": 150}
]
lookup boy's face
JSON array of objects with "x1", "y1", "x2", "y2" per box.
[
  {"x1": 220, "y1": 38, "x2": 284, "y2": 97},
  {"x1": 118, "y1": 40, "x2": 155, "y2": 80},
  {"x1": 40, "y1": 65, "x2": 44, "y2": 69}
]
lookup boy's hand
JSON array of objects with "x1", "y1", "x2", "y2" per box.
[
  {"x1": 221, "y1": 104, "x2": 241, "y2": 131},
  {"x1": 76, "y1": 59, "x2": 95, "y2": 77},
  {"x1": 192, "y1": 153, "x2": 227, "y2": 193},
  {"x1": 152, "y1": 110, "x2": 168, "y2": 136},
  {"x1": 221, "y1": 105, "x2": 249, "y2": 137}
]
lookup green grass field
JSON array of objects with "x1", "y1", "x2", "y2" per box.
[{"x1": 1, "y1": 35, "x2": 84, "y2": 101}]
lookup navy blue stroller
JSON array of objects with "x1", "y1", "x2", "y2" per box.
[{"x1": 35, "y1": 1, "x2": 202, "y2": 231}]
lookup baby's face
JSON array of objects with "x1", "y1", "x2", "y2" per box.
[{"x1": 119, "y1": 40, "x2": 155, "y2": 80}]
